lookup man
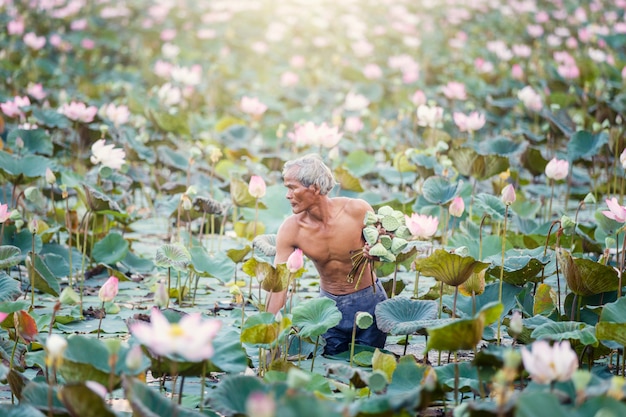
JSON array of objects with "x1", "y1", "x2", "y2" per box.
[{"x1": 267, "y1": 154, "x2": 387, "y2": 355}]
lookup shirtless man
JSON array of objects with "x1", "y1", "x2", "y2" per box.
[{"x1": 267, "y1": 154, "x2": 387, "y2": 355}]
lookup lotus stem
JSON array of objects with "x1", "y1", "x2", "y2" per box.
[
  {"x1": 497, "y1": 205, "x2": 509, "y2": 346},
  {"x1": 199, "y1": 360, "x2": 207, "y2": 411},
  {"x1": 30, "y1": 231, "x2": 36, "y2": 309},
  {"x1": 311, "y1": 335, "x2": 320, "y2": 372},
  {"x1": 403, "y1": 335, "x2": 409, "y2": 356},
  {"x1": 253, "y1": 198, "x2": 259, "y2": 238},
  {"x1": 350, "y1": 321, "x2": 357, "y2": 367},
  {"x1": 65, "y1": 197, "x2": 73, "y2": 287},
  {"x1": 97, "y1": 300, "x2": 105, "y2": 339},
  {"x1": 108, "y1": 352, "x2": 117, "y2": 403},
  {"x1": 413, "y1": 271, "x2": 420, "y2": 299},
  {"x1": 166, "y1": 267, "x2": 171, "y2": 309},
  {"x1": 390, "y1": 262, "x2": 398, "y2": 298},
  {"x1": 547, "y1": 179, "x2": 555, "y2": 221},
  {"x1": 452, "y1": 286, "x2": 458, "y2": 319},
  {"x1": 454, "y1": 352, "x2": 459, "y2": 406},
  {"x1": 619, "y1": 231, "x2": 626, "y2": 298}
]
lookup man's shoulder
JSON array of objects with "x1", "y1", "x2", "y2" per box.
[{"x1": 334, "y1": 196, "x2": 372, "y2": 213}]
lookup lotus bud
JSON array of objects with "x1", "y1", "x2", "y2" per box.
[
  {"x1": 60, "y1": 184, "x2": 68, "y2": 199},
  {"x1": 45, "y1": 168, "x2": 56, "y2": 185},
  {"x1": 125, "y1": 344, "x2": 145, "y2": 372},
  {"x1": 180, "y1": 194, "x2": 192, "y2": 211},
  {"x1": 583, "y1": 193, "x2": 596, "y2": 205},
  {"x1": 355, "y1": 311, "x2": 373, "y2": 329},
  {"x1": 185, "y1": 185, "x2": 198, "y2": 197},
  {"x1": 154, "y1": 280, "x2": 169, "y2": 308},
  {"x1": 209, "y1": 146, "x2": 222, "y2": 164},
  {"x1": 15, "y1": 136, "x2": 24, "y2": 149},
  {"x1": 28, "y1": 218, "x2": 38, "y2": 235},
  {"x1": 449, "y1": 196, "x2": 465, "y2": 217},
  {"x1": 499, "y1": 169, "x2": 510, "y2": 181},
  {"x1": 59, "y1": 286, "x2": 81, "y2": 305},
  {"x1": 248, "y1": 175, "x2": 266, "y2": 199},
  {"x1": 45, "y1": 334, "x2": 68, "y2": 368},
  {"x1": 9, "y1": 209, "x2": 21, "y2": 221},
  {"x1": 98, "y1": 276, "x2": 119, "y2": 303},
  {"x1": 286, "y1": 248, "x2": 304, "y2": 273},
  {"x1": 503, "y1": 349, "x2": 521, "y2": 370},
  {"x1": 606, "y1": 237, "x2": 616, "y2": 251},
  {"x1": 103, "y1": 338, "x2": 121, "y2": 356},
  {"x1": 508, "y1": 311, "x2": 523, "y2": 336},
  {"x1": 245, "y1": 392, "x2": 276, "y2": 417},
  {"x1": 560, "y1": 215, "x2": 576, "y2": 234},
  {"x1": 501, "y1": 184, "x2": 516, "y2": 205}
]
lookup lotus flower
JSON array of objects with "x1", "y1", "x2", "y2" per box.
[
  {"x1": 59, "y1": 101, "x2": 98, "y2": 123},
  {"x1": 521, "y1": 340, "x2": 578, "y2": 384},
  {"x1": 90, "y1": 139, "x2": 126, "y2": 170},
  {"x1": 449, "y1": 197, "x2": 465, "y2": 217},
  {"x1": 45, "y1": 334, "x2": 68, "y2": 368},
  {"x1": 603, "y1": 197, "x2": 626, "y2": 223},
  {"x1": 405, "y1": 213, "x2": 438, "y2": 239},
  {"x1": 287, "y1": 248, "x2": 304, "y2": 273},
  {"x1": 240, "y1": 96, "x2": 268, "y2": 116},
  {"x1": 130, "y1": 307, "x2": 221, "y2": 362},
  {"x1": 248, "y1": 175, "x2": 267, "y2": 198},
  {"x1": 545, "y1": 157, "x2": 569, "y2": 181},
  {"x1": 0, "y1": 204, "x2": 9, "y2": 223},
  {"x1": 501, "y1": 184, "x2": 516, "y2": 205},
  {"x1": 98, "y1": 276, "x2": 119, "y2": 303}
]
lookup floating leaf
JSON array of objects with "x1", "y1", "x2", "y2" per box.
[
  {"x1": 60, "y1": 383, "x2": 117, "y2": 417},
  {"x1": 7, "y1": 129, "x2": 53, "y2": 156},
  {"x1": 26, "y1": 253, "x2": 60, "y2": 297},
  {"x1": 241, "y1": 312, "x2": 291, "y2": 348},
  {"x1": 0, "y1": 273, "x2": 22, "y2": 302},
  {"x1": 533, "y1": 283, "x2": 557, "y2": 316},
  {"x1": 0, "y1": 151, "x2": 50, "y2": 184},
  {"x1": 375, "y1": 297, "x2": 440, "y2": 335},
  {"x1": 242, "y1": 257, "x2": 289, "y2": 292},
  {"x1": 530, "y1": 321, "x2": 598, "y2": 346},
  {"x1": 205, "y1": 374, "x2": 267, "y2": 416},
  {"x1": 291, "y1": 298, "x2": 341, "y2": 340},
  {"x1": 123, "y1": 375, "x2": 204, "y2": 417},
  {"x1": 334, "y1": 165, "x2": 364, "y2": 192},
  {"x1": 372, "y1": 349, "x2": 397, "y2": 382},
  {"x1": 189, "y1": 247, "x2": 235, "y2": 281},
  {"x1": 485, "y1": 248, "x2": 550, "y2": 285},
  {"x1": 415, "y1": 249, "x2": 489, "y2": 287},
  {"x1": 91, "y1": 232, "x2": 129, "y2": 265},
  {"x1": 567, "y1": 130, "x2": 608, "y2": 161}
]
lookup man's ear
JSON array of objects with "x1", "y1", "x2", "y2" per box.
[{"x1": 309, "y1": 184, "x2": 321, "y2": 194}]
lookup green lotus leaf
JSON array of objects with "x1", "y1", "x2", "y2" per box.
[
  {"x1": 19, "y1": 382, "x2": 67, "y2": 415},
  {"x1": 291, "y1": 298, "x2": 341, "y2": 340},
  {"x1": 92, "y1": 232, "x2": 129, "y2": 266},
  {"x1": 204, "y1": 374, "x2": 267, "y2": 416},
  {"x1": 567, "y1": 130, "x2": 608, "y2": 162},
  {"x1": 242, "y1": 257, "x2": 290, "y2": 292},
  {"x1": 226, "y1": 245, "x2": 251, "y2": 263},
  {"x1": 515, "y1": 391, "x2": 570, "y2": 417},
  {"x1": 60, "y1": 383, "x2": 117, "y2": 417},
  {"x1": 0, "y1": 246, "x2": 22, "y2": 270},
  {"x1": 155, "y1": 243, "x2": 191, "y2": 271},
  {"x1": 241, "y1": 312, "x2": 291, "y2": 348},
  {"x1": 485, "y1": 248, "x2": 551, "y2": 286},
  {"x1": 473, "y1": 193, "x2": 506, "y2": 221},
  {"x1": 530, "y1": 321, "x2": 598, "y2": 346},
  {"x1": 26, "y1": 253, "x2": 60, "y2": 297},
  {"x1": 122, "y1": 375, "x2": 205, "y2": 417},
  {"x1": 80, "y1": 184, "x2": 125, "y2": 215},
  {"x1": 478, "y1": 136, "x2": 524, "y2": 156},
  {"x1": 556, "y1": 248, "x2": 620, "y2": 296},
  {"x1": 596, "y1": 322, "x2": 626, "y2": 346},
  {"x1": 345, "y1": 149, "x2": 377, "y2": 177},
  {"x1": 7, "y1": 129, "x2": 53, "y2": 156},
  {"x1": 334, "y1": 166, "x2": 364, "y2": 192},
  {"x1": 375, "y1": 297, "x2": 441, "y2": 335},
  {"x1": 0, "y1": 151, "x2": 50, "y2": 184},
  {"x1": 421, "y1": 176, "x2": 460, "y2": 205},
  {"x1": 415, "y1": 249, "x2": 490, "y2": 287},
  {"x1": 0, "y1": 272, "x2": 22, "y2": 302},
  {"x1": 425, "y1": 302, "x2": 503, "y2": 353}
]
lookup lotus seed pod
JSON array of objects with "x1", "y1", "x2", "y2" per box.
[
  {"x1": 363, "y1": 226, "x2": 379, "y2": 246},
  {"x1": 368, "y1": 242, "x2": 388, "y2": 257},
  {"x1": 459, "y1": 269, "x2": 486, "y2": 296},
  {"x1": 391, "y1": 209, "x2": 405, "y2": 222},
  {"x1": 390, "y1": 237, "x2": 408, "y2": 253},
  {"x1": 379, "y1": 234, "x2": 392, "y2": 249},
  {"x1": 381, "y1": 252, "x2": 396, "y2": 263},
  {"x1": 381, "y1": 215, "x2": 400, "y2": 231},
  {"x1": 377, "y1": 205, "x2": 394, "y2": 216},
  {"x1": 355, "y1": 311, "x2": 373, "y2": 329},
  {"x1": 395, "y1": 225, "x2": 411, "y2": 239},
  {"x1": 364, "y1": 211, "x2": 379, "y2": 226}
]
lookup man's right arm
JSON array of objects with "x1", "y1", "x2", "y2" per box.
[{"x1": 266, "y1": 220, "x2": 294, "y2": 314}]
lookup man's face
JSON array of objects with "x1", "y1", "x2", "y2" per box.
[{"x1": 283, "y1": 168, "x2": 317, "y2": 213}]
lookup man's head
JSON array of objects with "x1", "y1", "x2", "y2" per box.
[{"x1": 282, "y1": 154, "x2": 337, "y2": 195}]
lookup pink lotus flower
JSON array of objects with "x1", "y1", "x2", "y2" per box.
[
  {"x1": 102, "y1": 103, "x2": 130, "y2": 127},
  {"x1": 129, "y1": 307, "x2": 222, "y2": 362},
  {"x1": 81, "y1": 39, "x2": 96, "y2": 50},
  {"x1": 511, "y1": 64, "x2": 524, "y2": 80},
  {"x1": 60, "y1": 101, "x2": 98, "y2": 123},
  {"x1": 449, "y1": 197, "x2": 465, "y2": 218},
  {"x1": 344, "y1": 117, "x2": 364, "y2": 133},
  {"x1": 620, "y1": 148, "x2": 626, "y2": 170},
  {"x1": 287, "y1": 248, "x2": 304, "y2": 273},
  {"x1": 545, "y1": 158, "x2": 569, "y2": 181},
  {"x1": 517, "y1": 86, "x2": 543, "y2": 112},
  {"x1": 90, "y1": 139, "x2": 126, "y2": 170},
  {"x1": 240, "y1": 96, "x2": 268, "y2": 117},
  {"x1": 603, "y1": 197, "x2": 626, "y2": 223},
  {"x1": 7, "y1": 19, "x2": 24, "y2": 36},
  {"x1": 23, "y1": 32, "x2": 46, "y2": 50},
  {"x1": 246, "y1": 392, "x2": 276, "y2": 417},
  {"x1": 362, "y1": 63, "x2": 383, "y2": 80},
  {"x1": 416, "y1": 104, "x2": 444, "y2": 128},
  {"x1": 248, "y1": 175, "x2": 266, "y2": 199},
  {"x1": 442, "y1": 81, "x2": 467, "y2": 100},
  {"x1": 0, "y1": 311, "x2": 7, "y2": 323},
  {"x1": 27, "y1": 83, "x2": 46, "y2": 100},
  {"x1": 405, "y1": 213, "x2": 438, "y2": 239},
  {"x1": 280, "y1": 71, "x2": 299, "y2": 87},
  {"x1": 501, "y1": 184, "x2": 516, "y2": 205},
  {"x1": 344, "y1": 92, "x2": 369, "y2": 111},
  {"x1": 453, "y1": 111, "x2": 486, "y2": 133},
  {"x1": 521, "y1": 340, "x2": 578, "y2": 384},
  {"x1": 411, "y1": 90, "x2": 427, "y2": 106},
  {"x1": 98, "y1": 276, "x2": 119, "y2": 303},
  {"x1": 287, "y1": 121, "x2": 343, "y2": 148},
  {"x1": 0, "y1": 100, "x2": 23, "y2": 118}
]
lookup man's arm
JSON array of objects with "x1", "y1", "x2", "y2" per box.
[{"x1": 266, "y1": 220, "x2": 294, "y2": 314}]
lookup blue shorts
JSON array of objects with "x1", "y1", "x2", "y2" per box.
[{"x1": 320, "y1": 280, "x2": 388, "y2": 356}]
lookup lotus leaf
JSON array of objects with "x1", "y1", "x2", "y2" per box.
[
  {"x1": 376, "y1": 297, "x2": 440, "y2": 335},
  {"x1": 415, "y1": 249, "x2": 490, "y2": 287},
  {"x1": 556, "y1": 248, "x2": 620, "y2": 296}
]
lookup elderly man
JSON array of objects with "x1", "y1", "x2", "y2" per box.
[{"x1": 267, "y1": 154, "x2": 387, "y2": 355}]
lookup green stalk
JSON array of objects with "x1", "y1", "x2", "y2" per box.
[
  {"x1": 350, "y1": 322, "x2": 357, "y2": 367},
  {"x1": 497, "y1": 205, "x2": 509, "y2": 345},
  {"x1": 311, "y1": 336, "x2": 320, "y2": 372}
]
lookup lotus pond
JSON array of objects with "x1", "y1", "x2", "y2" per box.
[{"x1": 2, "y1": 0, "x2": 626, "y2": 416}]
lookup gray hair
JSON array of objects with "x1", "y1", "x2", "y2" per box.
[{"x1": 283, "y1": 154, "x2": 337, "y2": 195}]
